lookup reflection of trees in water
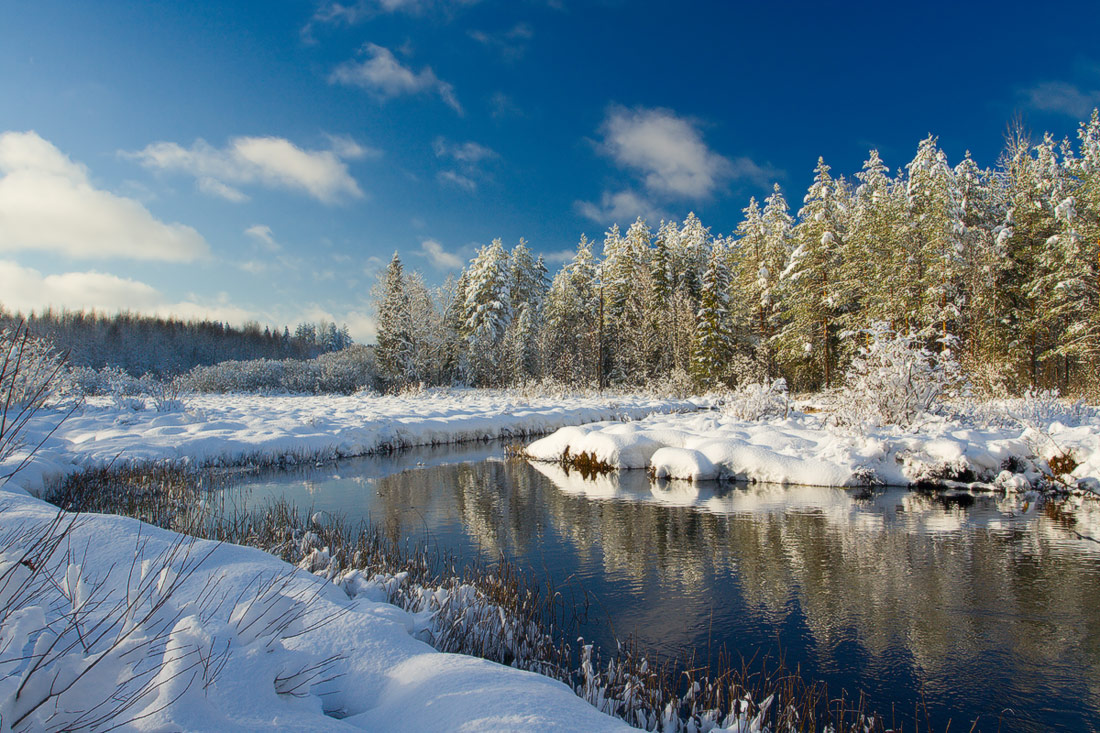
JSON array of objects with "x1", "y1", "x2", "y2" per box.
[{"x1": 373, "y1": 460, "x2": 1100, "y2": 718}]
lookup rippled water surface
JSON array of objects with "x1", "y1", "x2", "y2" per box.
[{"x1": 219, "y1": 441, "x2": 1100, "y2": 732}]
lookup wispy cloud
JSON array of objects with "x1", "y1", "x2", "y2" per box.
[
  {"x1": 433, "y1": 137, "x2": 497, "y2": 193},
  {"x1": 330, "y1": 44, "x2": 462, "y2": 114},
  {"x1": 126, "y1": 135, "x2": 368, "y2": 204},
  {"x1": 244, "y1": 224, "x2": 281, "y2": 251},
  {"x1": 468, "y1": 23, "x2": 533, "y2": 61},
  {"x1": 433, "y1": 138, "x2": 497, "y2": 164},
  {"x1": 1021, "y1": 80, "x2": 1100, "y2": 119},
  {"x1": 575, "y1": 188, "x2": 665, "y2": 225},
  {"x1": 0, "y1": 131, "x2": 208, "y2": 262},
  {"x1": 490, "y1": 91, "x2": 522, "y2": 118},
  {"x1": 436, "y1": 170, "x2": 477, "y2": 192},
  {"x1": 311, "y1": 0, "x2": 480, "y2": 23},
  {"x1": 418, "y1": 238, "x2": 464, "y2": 269},
  {"x1": 577, "y1": 106, "x2": 780, "y2": 224}
]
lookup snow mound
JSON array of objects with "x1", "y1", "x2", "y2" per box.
[{"x1": 527, "y1": 409, "x2": 1100, "y2": 491}]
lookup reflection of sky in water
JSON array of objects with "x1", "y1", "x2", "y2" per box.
[{"x1": 218, "y1": 442, "x2": 1100, "y2": 732}]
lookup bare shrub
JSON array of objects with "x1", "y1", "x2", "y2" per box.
[{"x1": 0, "y1": 322, "x2": 73, "y2": 480}]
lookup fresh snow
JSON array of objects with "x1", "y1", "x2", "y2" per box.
[
  {"x1": 526, "y1": 409, "x2": 1100, "y2": 492},
  {"x1": 6, "y1": 389, "x2": 699, "y2": 498},
  {"x1": 0, "y1": 390, "x2": 698, "y2": 732},
  {"x1": 0, "y1": 491, "x2": 635, "y2": 732}
]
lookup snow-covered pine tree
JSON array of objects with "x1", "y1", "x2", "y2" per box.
[
  {"x1": 602, "y1": 217, "x2": 653, "y2": 382},
  {"x1": 846, "y1": 151, "x2": 901, "y2": 331},
  {"x1": 691, "y1": 238, "x2": 734, "y2": 387},
  {"x1": 732, "y1": 186, "x2": 792, "y2": 378},
  {"x1": 464, "y1": 238, "x2": 512, "y2": 386},
  {"x1": 542, "y1": 236, "x2": 601, "y2": 385},
  {"x1": 954, "y1": 151, "x2": 1010, "y2": 378},
  {"x1": 676, "y1": 212, "x2": 710, "y2": 301},
  {"x1": 906, "y1": 135, "x2": 966, "y2": 343},
  {"x1": 406, "y1": 271, "x2": 444, "y2": 385},
  {"x1": 758, "y1": 185, "x2": 795, "y2": 376},
  {"x1": 777, "y1": 158, "x2": 846, "y2": 389},
  {"x1": 998, "y1": 128, "x2": 1064, "y2": 386},
  {"x1": 374, "y1": 252, "x2": 413, "y2": 389},
  {"x1": 439, "y1": 271, "x2": 470, "y2": 384},
  {"x1": 504, "y1": 239, "x2": 548, "y2": 383},
  {"x1": 1056, "y1": 109, "x2": 1100, "y2": 385}
]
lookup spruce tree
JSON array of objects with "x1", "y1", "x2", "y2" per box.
[
  {"x1": 374, "y1": 252, "x2": 413, "y2": 388},
  {"x1": 691, "y1": 239, "x2": 734, "y2": 387},
  {"x1": 464, "y1": 239, "x2": 512, "y2": 386},
  {"x1": 778, "y1": 158, "x2": 845, "y2": 389}
]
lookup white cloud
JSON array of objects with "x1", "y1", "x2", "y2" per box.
[
  {"x1": 198, "y1": 177, "x2": 249, "y2": 202},
  {"x1": 433, "y1": 137, "x2": 497, "y2": 163},
  {"x1": 599, "y1": 106, "x2": 733, "y2": 198},
  {"x1": 468, "y1": 23, "x2": 533, "y2": 60},
  {"x1": 0, "y1": 131, "x2": 208, "y2": 262},
  {"x1": 126, "y1": 135, "x2": 365, "y2": 204},
  {"x1": 0, "y1": 259, "x2": 255, "y2": 325},
  {"x1": 433, "y1": 137, "x2": 496, "y2": 193},
  {"x1": 490, "y1": 91, "x2": 522, "y2": 118},
  {"x1": 244, "y1": 225, "x2": 281, "y2": 251},
  {"x1": 1022, "y1": 80, "x2": 1100, "y2": 118},
  {"x1": 538, "y1": 248, "x2": 576, "y2": 264},
  {"x1": 0, "y1": 258, "x2": 378, "y2": 342},
  {"x1": 437, "y1": 170, "x2": 478, "y2": 192},
  {"x1": 575, "y1": 188, "x2": 665, "y2": 225},
  {"x1": 311, "y1": 0, "x2": 480, "y2": 23},
  {"x1": 330, "y1": 44, "x2": 462, "y2": 114},
  {"x1": 418, "y1": 238, "x2": 463, "y2": 269}
]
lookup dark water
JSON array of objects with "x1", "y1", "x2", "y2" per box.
[{"x1": 219, "y1": 441, "x2": 1100, "y2": 732}]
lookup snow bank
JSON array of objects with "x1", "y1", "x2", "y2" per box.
[
  {"x1": 0, "y1": 490, "x2": 632, "y2": 732},
  {"x1": 526, "y1": 409, "x2": 1100, "y2": 492},
  {"x1": 5, "y1": 389, "x2": 698, "y2": 498},
  {"x1": 0, "y1": 390, "x2": 705, "y2": 731}
]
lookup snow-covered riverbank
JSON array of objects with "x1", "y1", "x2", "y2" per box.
[
  {"x1": 6, "y1": 389, "x2": 699, "y2": 498},
  {"x1": 1, "y1": 390, "x2": 698, "y2": 732},
  {"x1": 525, "y1": 407, "x2": 1100, "y2": 493}
]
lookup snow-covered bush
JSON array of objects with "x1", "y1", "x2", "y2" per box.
[
  {"x1": 1012, "y1": 388, "x2": 1094, "y2": 431},
  {"x1": 145, "y1": 374, "x2": 187, "y2": 412},
  {"x1": 721, "y1": 378, "x2": 789, "y2": 421},
  {"x1": 180, "y1": 346, "x2": 377, "y2": 395},
  {"x1": 646, "y1": 367, "x2": 695, "y2": 399},
  {"x1": 1, "y1": 324, "x2": 69, "y2": 466},
  {"x1": 835, "y1": 323, "x2": 963, "y2": 428},
  {"x1": 957, "y1": 388, "x2": 1096, "y2": 431},
  {"x1": 314, "y1": 345, "x2": 377, "y2": 394}
]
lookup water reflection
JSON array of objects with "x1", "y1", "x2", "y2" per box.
[{"x1": 221, "y1": 445, "x2": 1100, "y2": 731}]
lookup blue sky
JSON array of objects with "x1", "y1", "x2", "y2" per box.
[{"x1": 2, "y1": 0, "x2": 1099, "y2": 341}]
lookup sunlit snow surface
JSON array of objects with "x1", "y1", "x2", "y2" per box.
[
  {"x1": 0, "y1": 390, "x2": 699, "y2": 732},
  {"x1": 526, "y1": 409, "x2": 1100, "y2": 492}
]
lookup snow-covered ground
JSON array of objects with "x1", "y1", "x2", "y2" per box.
[
  {"x1": 0, "y1": 489, "x2": 638, "y2": 731},
  {"x1": 6, "y1": 389, "x2": 698, "y2": 499},
  {"x1": 525, "y1": 408, "x2": 1100, "y2": 493},
  {"x1": 1, "y1": 390, "x2": 697, "y2": 732}
]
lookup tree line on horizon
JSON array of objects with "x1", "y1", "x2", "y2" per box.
[
  {"x1": 374, "y1": 110, "x2": 1100, "y2": 396},
  {"x1": 0, "y1": 307, "x2": 352, "y2": 377}
]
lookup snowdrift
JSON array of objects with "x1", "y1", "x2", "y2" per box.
[{"x1": 525, "y1": 410, "x2": 1100, "y2": 492}]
